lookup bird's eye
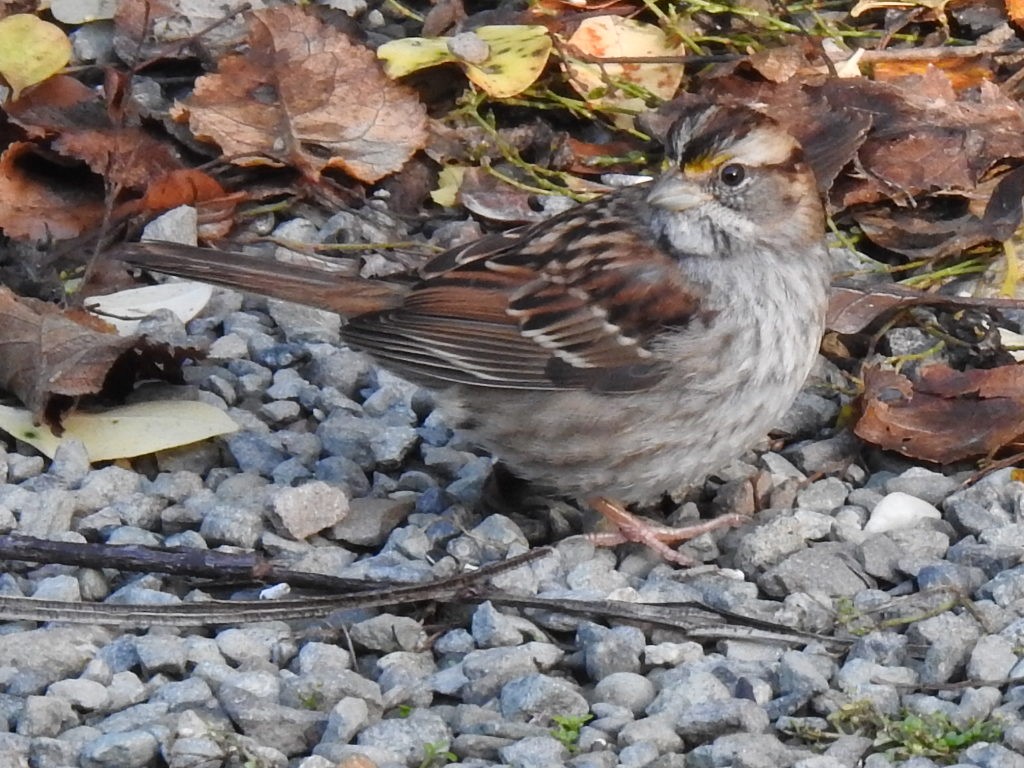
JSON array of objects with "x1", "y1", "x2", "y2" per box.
[{"x1": 719, "y1": 163, "x2": 746, "y2": 187}]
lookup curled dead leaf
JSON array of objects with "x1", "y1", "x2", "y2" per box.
[
  {"x1": 855, "y1": 363, "x2": 1024, "y2": 463},
  {"x1": 176, "y1": 6, "x2": 427, "y2": 183},
  {"x1": 0, "y1": 287, "x2": 195, "y2": 431}
]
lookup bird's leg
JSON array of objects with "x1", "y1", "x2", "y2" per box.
[{"x1": 586, "y1": 497, "x2": 746, "y2": 566}]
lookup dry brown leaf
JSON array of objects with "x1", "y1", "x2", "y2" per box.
[
  {"x1": 0, "y1": 142, "x2": 105, "y2": 241},
  {"x1": 53, "y1": 128, "x2": 183, "y2": 191},
  {"x1": 855, "y1": 364, "x2": 1024, "y2": 463},
  {"x1": 456, "y1": 167, "x2": 607, "y2": 222},
  {"x1": 852, "y1": 163, "x2": 1024, "y2": 258},
  {"x1": 827, "y1": 282, "x2": 1024, "y2": 335},
  {"x1": 174, "y1": 6, "x2": 427, "y2": 184},
  {"x1": 457, "y1": 167, "x2": 551, "y2": 223},
  {"x1": 0, "y1": 287, "x2": 193, "y2": 431},
  {"x1": 2, "y1": 75, "x2": 97, "y2": 137}
]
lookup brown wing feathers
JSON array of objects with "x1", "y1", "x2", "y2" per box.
[{"x1": 114, "y1": 190, "x2": 704, "y2": 394}]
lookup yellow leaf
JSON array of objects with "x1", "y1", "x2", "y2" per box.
[
  {"x1": 463, "y1": 26, "x2": 553, "y2": 98},
  {"x1": 377, "y1": 36, "x2": 453, "y2": 78},
  {"x1": 430, "y1": 165, "x2": 466, "y2": 207},
  {"x1": 0, "y1": 15, "x2": 71, "y2": 100},
  {"x1": 377, "y1": 25, "x2": 552, "y2": 98},
  {"x1": 0, "y1": 401, "x2": 239, "y2": 461}
]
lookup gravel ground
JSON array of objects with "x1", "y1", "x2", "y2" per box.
[
  {"x1": 0, "y1": 227, "x2": 1023, "y2": 768},
  {"x1": 2, "y1": 9, "x2": 1023, "y2": 766}
]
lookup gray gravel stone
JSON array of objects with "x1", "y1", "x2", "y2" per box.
[
  {"x1": 282, "y1": 667, "x2": 383, "y2": 720},
  {"x1": 618, "y1": 739, "x2": 662, "y2": 768},
  {"x1": 944, "y1": 485, "x2": 1013, "y2": 534},
  {"x1": 759, "y1": 543, "x2": 870, "y2": 597},
  {"x1": 225, "y1": 431, "x2": 288, "y2": 476},
  {"x1": 15, "y1": 695, "x2": 77, "y2": 737},
  {"x1": 45, "y1": 678, "x2": 110, "y2": 712},
  {"x1": 32, "y1": 574, "x2": 81, "y2": 602},
  {"x1": 907, "y1": 611, "x2": 983, "y2": 684},
  {"x1": 735, "y1": 515, "x2": 814, "y2": 573},
  {"x1": 0, "y1": 627, "x2": 108, "y2": 693},
  {"x1": 215, "y1": 625, "x2": 296, "y2": 667},
  {"x1": 106, "y1": 672, "x2": 147, "y2": 711},
  {"x1": 198, "y1": 503, "x2": 263, "y2": 548},
  {"x1": 579, "y1": 623, "x2": 645, "y2": 678},
  {"x1": 349, "y1": 614, "x2": 427, "y2": 653},
  {"x1": 674, "y1": 698, "x2": 771, "y2": 741},
  {"x1": 150, "y1": 677, "x2": 215, "y2": 711},
  {"x1": 979, "y1": 564, "x2": 1024, "y2": 607},
  {"x1": 778, "y1": 650, "x2": 833, "y2": 698},
  {"x1": 14, "y1": 488, "x2": 77, "y2": 536},
  {"x1": 784, "y1": 431, "x2": 860, "y2": 476},
  {"x1": 29, "y1": 735, "x2": 79, "y2": 768},
  {"x1": 471, "y1": 600, "x2": 535, "y2": 648},
  {"x1": 7, "y1": 453, "x2": 44, "y2": 483},
  {"x1": 377, "y1": 650, "x2": 435, "y2": 708},
  {"x1": 953, "y1": 685, "x2": 1002, "y2": 728},
  {"x1": 647, "y1": 667, "x2": 731, "y2": 718},
  {"x1": 79, "y1": 730, "x2": 159, "y2": 768},
  {"x1": 217, "y1": 671, "x2": 324, "y2": 757},
  {"x1": 134, "y1": 634, "x2": 187, "y2": 677},
  {"x1": 356, "y1": 709, "x2": 451, "y2": 765},
  {"x1": 967, "y1": 635, "x2": 1018, "y2": 680},
  {"x1": 916, "y1": 561, "x2": 987, "y2": 592},
  {"x1": 884, "y1": 467, "x2": 961, "y2": 505},
  {"x1": 962, "y1": 742, "x2": 1024, "y2": 768},
  {"x1": 267, "y1": 481, "x2": 349, "y2": 539},
  {"x1": 569, "y1": 751, "x2": 618, "y2": 768},
  {"x1": 687, "y1": 732, "x2": 811, "y2": 768},
  {"x1": 617, "y1": 714, "x2": 681, "y2": 751},
  {"x1": 317, "y1": 696, "x2": 370, "y2": 747},
  {"x1": 796, "y1": 477, "x2": 849, "y2": 511},
  {"x1": 644, "y1": 642, "x2": 703, "y2": 667},
  {"x1": 500, "y1": 674, "x2": 588, "y2": 721},
  {"x1": 48, "y1": 439, "x2": 91, "y2": 486},
  {"x1": 592, "y1": 672, "x2": 656, "y2": 716},
  {"x1": 498, "y1": 735, "x2": 569, "y2": 768},
  {"x1": 848, "y1": 632, "x2": 908, "y2": 666}
]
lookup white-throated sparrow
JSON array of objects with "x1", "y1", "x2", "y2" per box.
[{"x1": 114, "y1": 102, "x2": 830, "y2": 564}]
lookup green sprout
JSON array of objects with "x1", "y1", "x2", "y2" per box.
[
  {"x1": 550, "y1": 713, "x2": 594, "y2": 752},
  {"x1": 418, "y1": 741, "x2": 457, "y2": 768}
]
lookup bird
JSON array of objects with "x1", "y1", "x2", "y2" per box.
[{"x1": 112, "y1": 101, "x2": 831, "y2": 565}]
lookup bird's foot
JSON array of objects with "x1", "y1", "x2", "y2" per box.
[{"x1": 586, "y1": 496, "x2": 746, "y2": 566}]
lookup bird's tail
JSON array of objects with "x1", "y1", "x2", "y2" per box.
[{"x1": 111, "y1": 241, "x2": 409, "y2": 316}]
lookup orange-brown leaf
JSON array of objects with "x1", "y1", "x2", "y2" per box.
[
  {"x1": 175, "y1": 6, "x2": 427, "y2": 184},
  {"x1": 140, "y1": 169, "x2": 228, "y2": 212},
  {"x1": 53, "y1": 128, "x2": 183, "y2": 191},
  {"x1": 855, "y1": 364, "x2": 1024, "y2": 463},
  {"x1": 0, "y1": 142, "x2": 105, "y2": 241}
]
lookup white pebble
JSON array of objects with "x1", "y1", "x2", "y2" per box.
[{"x1": 864, "y1": 491, "x2": 941, "y2": 533}]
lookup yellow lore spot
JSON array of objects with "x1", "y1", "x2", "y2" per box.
[{"x1": 683, "y1": 155, "x2": 728, "y2": 175}]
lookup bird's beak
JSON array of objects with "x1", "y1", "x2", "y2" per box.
[{"x1": 646, "y1": 172, "x2": 708, "y2": 212}]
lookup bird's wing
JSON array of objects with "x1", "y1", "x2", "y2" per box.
[{"x1": 342, "y1": 192, "x2": 706, "y2": 393}]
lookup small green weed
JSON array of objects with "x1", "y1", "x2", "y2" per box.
[
  {"x1": 551, "y1": 713, "x2": 593, "y2": 752},
  {"x1": 418, "y1": 741, "x2": 457, "y2": 768},
  {"x1": 829, "y1": 701, "x2": 1002, "y2": 763}
]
